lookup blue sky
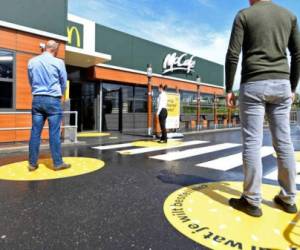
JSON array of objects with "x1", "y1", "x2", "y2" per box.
[{"x1": 69, "y1": 0, "x2": 300, "y2": 90}]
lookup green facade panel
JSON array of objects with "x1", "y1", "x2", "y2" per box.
[
  {"x1": 0, "y1": 0, "x2": 67, "y2": 37},
  {"x1": 95, "y1": 24, "x2": 224, "y2": 87}
]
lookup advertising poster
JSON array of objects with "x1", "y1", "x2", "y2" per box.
[{"x1": 166, "y1": 93, "x2": 180, "y2": 129}]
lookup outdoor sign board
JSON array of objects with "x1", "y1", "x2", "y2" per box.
[{"x1": 166, "y1": 93, "x2": 181, "y2": 129}]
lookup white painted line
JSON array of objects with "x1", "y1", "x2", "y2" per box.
[
  {"x1": 93, "y1": 143, "x2": 133, "y2": 150},
  {"x1": 264, "y1": 162, "x2": 300, "y2": 184},
  {"x1": 196, "y1": 146, "x2": 275, "y2": 171},
  {"x1": 117, "y1": 140, "x2": 208, "y2": 155},
  {"x1": 150, "y1": 143, "x2": 241, "y2": 161}
]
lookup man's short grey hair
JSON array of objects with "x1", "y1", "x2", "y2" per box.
[{"x1": 46, "y1": 40, "x2": 59, "y2": 50}]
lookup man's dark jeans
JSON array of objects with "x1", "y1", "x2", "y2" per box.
[
  {"x1": 29, "y1": 95, "x2": 63, "y2": 167},
  {"x1": 159, "y1": 108, "x2": 168, "y2": 141}
]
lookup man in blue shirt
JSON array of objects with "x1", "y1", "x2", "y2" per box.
[{"x1": 27, "y1": 40, "x2": 71, "y2": 171}]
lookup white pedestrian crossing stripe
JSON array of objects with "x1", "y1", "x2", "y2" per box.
[
  {"x1": 93, "y1": 143, "x2": 133, "y2": 150},
  {"x1": 93, "y1": 139, "x2": 183, "y2": 151},
  {"x1": 117, "y1": 140, "x2": 207, "y2": 155},
  {"x1": 149, "y1": 143, "x2": 240, "y2": 161},
  {"x1": 264, "y1": 162, "x2": 300, "y2": 184},
  {"x1": 93, "y1": 140, "x2": 286, "y2": 176},
  {"x1": 196, "y1": 146, "x2": 275, "y2": 171}
]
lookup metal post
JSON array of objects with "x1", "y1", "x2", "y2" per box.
[
  {"x1": 74, "y1": 111, "x2": 78, "y2": 143},
  {"x1": 99, "y1": 83, "x2": 103, "y2": 132},
  {"x1": 213, "y1": 93, "x2": 218, "y2": 129},
  {"x1": 196, "y1": 85, "x2": 201, "y2": 130},
  {"x1": 228, "y1": 107, "x2": 232, "y2": 128},
  {"x1": 147, "y1": 76, "x2": 152, "y2": 136},
  {"x1": 147, "y1": 64, "x2": 153, "y2": 136}
]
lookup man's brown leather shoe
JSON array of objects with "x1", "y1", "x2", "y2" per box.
[{"x1": 54, "y1": 163, "x2": 71, "y2": 171}]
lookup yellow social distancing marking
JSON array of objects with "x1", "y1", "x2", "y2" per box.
[
  {"x1": 78, "y1": 132, "x2": 111, "y2": 138},
  {"x1": 0, "y1": 157, "x2": 105, "y2": 181},
  {"x1": 296, "y1": 152, "x2": 300, "y2": 162},
  {"x1": 164, "y1": 181, "x2": 300, "y2": 249}
]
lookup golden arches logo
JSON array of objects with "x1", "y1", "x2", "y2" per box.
[{"x1": 67, "y1": 26, "x2": 81, "y2": 48}]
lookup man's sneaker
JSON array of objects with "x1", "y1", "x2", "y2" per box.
[
  {"x1": 229, "y1": 196, "x2": 262, "y2": 217},
  {"x1": 28, "y1": 164, "x2": 38, "y2": 172},
  {"x1": 274, "y1": 195, "x2": 298, "y2": 214},
  {"x1": 158, "y1": 140, "x2": 168, "y2": 144},
  {"x1": 54, "y1": 163, "x2": 71, "y2": 171}
]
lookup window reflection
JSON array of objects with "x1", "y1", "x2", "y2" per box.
[
  {"x1": 0, "y1": 82, "x2": 12, "y2": 108},
  {"x1": 102, "y1": 83, "x2": 147, "y2": 113},
  {"x1": 0, "y1": 50, "x2": 14, "y2": 109},
  {"x1": 0, "y1": 51, "x2": 13, "y2": 79}
]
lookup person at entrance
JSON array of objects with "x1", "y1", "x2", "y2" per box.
[
  {"x1": 27, "y1": 40, "x2": 71, "y2": 171},
  {"x1": 226, "y1": 0, "x2": 300, "y2": 217},
  {"x1": 157, "y1": 84, "x2": 168, "y2": 143}
]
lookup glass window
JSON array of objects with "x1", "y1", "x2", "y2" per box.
[
  {"x1": 180, "y1": 91, "x2": 197, "y2": 115},
  {"x1": 122, "y1": 85, "x2": 134, "y2": 99},
  {"x1": 133, "y1": 86, "x2": 147, "y2": 113},
  {"x1": 0, "y1": 50, "x2": 14, "y2": 109},
  {"x1": 200, "y1": 94, "x2": 214, "y2": 115},
  {"x1": 201, "y1": 94, "x2": 214, "y2": 105},
  {"x1": 134, "y1": 86, "x2": 147, "y2": 100},
  {"x1": 0, "y1": 81, "x2": 13, "y2": 108},
  {"x1": 134, "y1": 100, "x2": 147, "y2": 112},
  {"x1": 103, "y1": 83, "x2": 148, "y2": 113},
  {"x1": 181, "y1": 91, "x2": 197, "y2": 105},
  {"x1": 0, "y1": 51, "x2": 13, "y2": 79}
]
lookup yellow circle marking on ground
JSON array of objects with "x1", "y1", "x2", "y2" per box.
[
  {"x1": 164, "y1": 181, "x2": 300, "y2": 250},
  {"x1": 0, "y1": 157, "x2": 105, "y2": 181},
  {"x1": 132, "y1": 140, "x2": 183, "y2": 148},
  {"x1": 296, "y1": 152, "x2": 300, "y2": 162},
  {"x1": 77, "y1": 132, "x2": 111, "y2": 138}
]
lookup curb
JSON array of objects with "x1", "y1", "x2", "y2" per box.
[
  {"x1": 0, "y1": 141, "x2": 86, "y2": 154},
  {"x1": 182, "y1": 127, "x2": 241, "y2": 135}
]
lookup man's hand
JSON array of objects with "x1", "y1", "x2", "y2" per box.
[
  {"x1": 292, "y1": 92, "x2": 296, "y2": 103},
  {"x1": 226, "y1": 92, "x2": 236, "y2": 108}
]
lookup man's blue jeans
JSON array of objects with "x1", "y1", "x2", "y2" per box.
[
  {"x1": 240, "y1": 79, "x2": 297, "y2": 207},
  {"x1": 29, "y1": 95, "x2": 63, "y2": 167}
]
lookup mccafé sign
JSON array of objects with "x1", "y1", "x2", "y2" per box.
[
  {"x1": 67, "y1": 21, "x2": 84, "y2": 49},
  {"x1": 163, "y1": 52, "x2": 196, "y2": 74}
]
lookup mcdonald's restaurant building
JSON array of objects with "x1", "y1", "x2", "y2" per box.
[{"x1": 0, "y1": 0, "x2": 224, "y2": 143}]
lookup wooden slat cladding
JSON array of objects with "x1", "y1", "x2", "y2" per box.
[
  {"x1": 93, "y1": 66, "x2": 225, "y2": 95},
  {"x1": 15, "y1": 129, "x2": 49, "y2": 142},
  {"x1": 15, "y1": 114, "x2": 31, "y2": 128},
  {"x1": 0, "y1": 114, "x2": 15, "y2": 128},
  {"x1": 0, "y1": 131, "x2": 16, "y2": 142},
  {"x1": 93, "y1": 66, "x2": 146, "y2": 85},
  {"x1": 16, "y1": 32, "x2": 65, "y2": 58},
  {"x1": 0, "y1": 27, "x2": 66, "y2": 142},
  {"x1": 16, "y1": 53, "x2": 32, "y2": 110},
  {"x1": 0, "y1": 114, "x2": 16, "y2": 142},
  {"x1": 0, "y1": 27, "x2": 66, "y2": 62},
  {"x1": 0, "y1": 27, "x2": 65, "y2": 58},
  {"x1": 0, "y1": 113, "x2": 50, "y2": 142},
  {"x1": 0, "y1": 27, "x2": 17, "y2": 50}
]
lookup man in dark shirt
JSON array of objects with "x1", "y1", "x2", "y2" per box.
[{"x1": 226, "y1": 0, "x2": 300, "y2": 217}]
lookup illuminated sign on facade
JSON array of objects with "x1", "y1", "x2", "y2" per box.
[
  {"x1": 67, "y1": 21, "x2": 83, "y2": 49},
  {"x1": 163, "y1": 52, "x2": 196, "y2": 74}
]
